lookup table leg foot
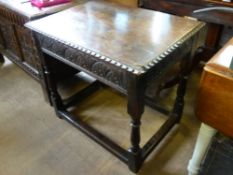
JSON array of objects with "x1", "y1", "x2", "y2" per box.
[
  {"x1": 187, "y1": 123, "x2": 217, "y2": 175},
  {"x1": 128, "y1": 150, "x2": 142, "y2": 173},
  {"x1": 128, "y1": 119, "x2": 142, "y2": 173}
]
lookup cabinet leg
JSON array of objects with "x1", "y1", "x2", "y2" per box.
[{"x1": 187, "y1": 123, "x2": 217, "y2": 175}]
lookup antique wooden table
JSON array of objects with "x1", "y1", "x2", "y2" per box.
[{"x1": 26, "y1": 1, "x2": 205, "y2": 172}]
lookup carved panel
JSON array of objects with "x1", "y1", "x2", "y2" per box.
[
  {"x1": 37, "y1": 34, "x2": 127, "y2": 90},
  {"x1": 0, "y1": 17, "x2": 41, "y2": 80},
  {"x1": 0, "y1": 5, "x2": 27, "y2": 26},
  {"x1": 16, "y1": 26, "x2": 42, "y2": 71},
  {"x1": 0, "y1": 17, "x2": 22, "y2": 60}
]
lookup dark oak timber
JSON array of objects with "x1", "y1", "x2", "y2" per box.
[
  {"x1": 26, "y1": 1, "x2": 206, "y2": 173},
  {"x1": 127, "y1": 74, "x2": 145, "y2": 172}
]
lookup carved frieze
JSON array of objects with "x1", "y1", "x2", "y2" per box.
[
  {"x1": 144, "y1": 30, "x2": 197, "y2": 88},
  {"x1": 34, "y1": 21, "x2": 204, "y2": 95},
  {"x1": 37, "y1": 34, "x2": 127, "y2": 90},
  {"x1": 91, "y1": 62, "x2": 110, "y2": 77}
]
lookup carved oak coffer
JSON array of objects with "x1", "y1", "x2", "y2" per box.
[
  {"x1": 0, "y1": 3, "x2": 41, "y2": 79},
  {"x1": 0, "y1": 0, "x2": 86, "y2": 101}
]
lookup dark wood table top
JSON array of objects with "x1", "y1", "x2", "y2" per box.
[{"x1": 26, "y1": 1, "x2": 204, "y2": 74}]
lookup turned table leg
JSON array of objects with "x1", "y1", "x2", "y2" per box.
[
  {"x1": 127, "y1": 74, "x2": 145, "y2": 173},
  {"x1": 187, "y1": 123, "x2": 217, "y2": 175}
]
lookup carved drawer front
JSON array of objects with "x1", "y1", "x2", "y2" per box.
[
  {"x1": 0, "y1": 17, "x2": 22, "y2": 60},
  {"x1": 16, "y1": 26, "x2": 41, "y2": 72}
]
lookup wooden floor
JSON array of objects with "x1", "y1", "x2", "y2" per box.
[{"x1": 0, "y1": 58, "x2": 201, "y2": 175}]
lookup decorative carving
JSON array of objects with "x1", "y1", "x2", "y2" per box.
[
  {"x1": 143, "y1": 23, "x2": 205, "y2": 74},
  {"x1": 0, "y1": 5, "x2": 27, "y2": 26},
  {"x1": 64, "y1": 47, "x2": 76, "y2": 60},
  {"x1": 6, "y1": 54, "x2": 40, "y2": 80},
  {"x1": 91, "y1": 62, "x2": 110, "y2": 77},
  {"x1": 32, "y1": 20, "x2": 205, "y2": 96},
  {"x1": 144, "y1": 28, "x2": 201, "y2": 89},
  {"x1": 106, "y1": 71, "x2": 121, "y2": 85},
  {"x1": 38, "y1": 34, "x2": 127, "y2": 90},
  {"x1": 51, "y1": 42, "x2": 66, "y2": 55},
  {"x1": 16, "y1": 26, "x2": 42, "y2": 71},
  {"x1": 0, "y1": 17, "x2": 22, "y2": 59},
  {"x1": 0, "y1": 15, "x2": 41, "y2": 80}
]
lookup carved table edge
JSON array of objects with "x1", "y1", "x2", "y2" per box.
[{"x1": 25, "y1": 21, "x2": 205, "y2": 75}]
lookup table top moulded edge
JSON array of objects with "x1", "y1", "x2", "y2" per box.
[{"x1": 25, "y1": 1, "x2": 206, "y2": 76}]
